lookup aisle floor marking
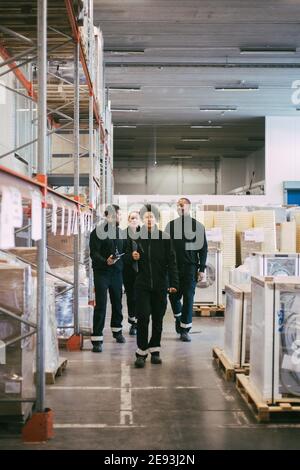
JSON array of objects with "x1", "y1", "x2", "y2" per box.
[{"x1": 120, "y1": 361, "x2": 133, "y2": 425}]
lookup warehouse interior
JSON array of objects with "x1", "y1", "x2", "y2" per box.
[{"x1": 1, "y1": 0, "x2": 300, "y2": 451}]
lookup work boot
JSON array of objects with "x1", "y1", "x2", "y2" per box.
[
  {"x1": 129, "y1": 324, "x2": 137, "y2": 336},
  {"x1": 92, "y1": 343, "x2": 103, "y2": 353},
  {"x1": 113, "y1": 332, "x2": 126, "y2": 343},
  {"x1": 175, "y1": 317, "x2": 181, "y2": 334},
  {"x1": 180, "y1": 331, "x2": 192, "y2": 342},
  {"x1": 151, "y1": 353, "x2": 162, "y2": 365},
  {"x1": 134, "y1": 356, "x2": 146, "y2": 368}
]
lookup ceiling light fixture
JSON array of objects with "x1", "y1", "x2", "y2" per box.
[
  {"x1": 171, "y1": 155, "x2": 193, "y2": 159},
  {"x1": 181, "y1": 138, "x2": 210, "y2": 142},
  {"x1": 248, "y1": 137, "x2": 264, "y2": 142},
  {"x1": 104, "y1": 49, "x2": 145, "y2": 55},
  {"x1": 215, "y1": 86, "x2": 259, "y2": 91},
  {"x1": 240, "y1": 47, "x2": 296, "y2": 55},
  {"x1": 109, "y1": 86, "x2": 141, "y2": 91},
  {"x1": 115, "y1": 125, "x2": 137, "y2": 128},
  {"x1": 111, "y1": 108, "x2": 139, "y2": 112},
  {"x1": 190, "y1": 125, "x2": 223, "y2": 129},
  {"x1": 199, "y1": 106, "x2": 237, "y2": 112}
]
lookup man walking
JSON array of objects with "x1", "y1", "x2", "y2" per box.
[
  {"x1": 165, "y1": 198, "x2": 207, "y2": 342},
  {"x1": 89, "y1": 204, "x2": 126, "y2": 352}
]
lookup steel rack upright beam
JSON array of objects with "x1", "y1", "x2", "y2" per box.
[{"x1": 36, "y1": 0, "x2": 47, "y2": 414}]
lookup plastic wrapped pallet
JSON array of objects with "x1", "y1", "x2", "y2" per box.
[
  {"x1": 0, "y1": 264, "x2": 36, "y2": 420},
  {"x1": 45, "y1": 277, "x2": 59, "y2": 373},
  {"x1": 236, "y1": 212, "x2": 253, "y2": 265},
  {"x1": 240, "y1": 229, "x2": 264, "y2": 264},
  {"x1": 250, "y1": 276, "x2": 300, "y2": 401},
  {"x1": 214, "y1": 212, "x2": 236, "y2": 288},
  {"x1": 290, "y1": 212, "x2": 300, "y2": 252},
  {"x1": 253, "y1": 210, "x2": 276, "y2": 252},
  {"x1": 203, "y1": 211, "x2": 214, "y2": 229},
  {"x1": 229, "y1": 264, "x2": 251, "y2": 285},
  {"x1": 277, "y1": 221, "x2": 296, "y2": 253},
  {"x1": 224, "y1": 284, "x2": 251, "y2": 367},
  {"x1": 250, "y1": 252, "x2": 299, "y2": 277}
]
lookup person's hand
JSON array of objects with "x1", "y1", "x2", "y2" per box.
[
  {"x1": 197, "y1": 272, "x2": 206, "y2": 282},
  {"x1": 168, "y1": 287, "x2": 177, "y2": 293},
  {"x1": 132, "y1": 251, "x2": 140, "y2": 261},
  {"x1": 107, "y1": 255, "x2": 116, "y2": 265}
]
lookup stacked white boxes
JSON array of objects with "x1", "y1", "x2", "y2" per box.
[
  {"x1": 224, "y1": 284, "x2": 251, "y2": 368},
  {"x1": 250, "y1": 276, "x2": 300, "y2": 402},
  {"x1": 250, "y1": 253, "x2": 299, "y2": 277}
]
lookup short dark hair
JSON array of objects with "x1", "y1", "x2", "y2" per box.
[
  {"x1": 140, "y1": 204, "x2": 160, "y2": 221},
  {"x1": 104, "y1": 204, "x2": 120, "y2": 217},
  {"x1": 178, "y1": 197, "x2": 191, "y2": 205}
]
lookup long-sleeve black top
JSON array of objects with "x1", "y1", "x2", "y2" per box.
[
  {"x1": 165, "y1": 215, "x2": 208, "y2": 274},
  {"x1": 125, "y1": 225, "x2": 179, "y2": 291},
  {"x1": 89, "y1": 222, "x2": 125, "y2": 273}
]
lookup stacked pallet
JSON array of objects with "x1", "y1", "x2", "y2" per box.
[
  {"x1": 214, "y1": 212, "x2": 236, "y2": 288},
  {"x1": 253, "y1": 210, "x2": 276, "y2": 252},
  {"x1": 236, "y1": 212, "x2": 253, "y2": 265}
]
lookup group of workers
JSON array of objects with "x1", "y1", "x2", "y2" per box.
[{"x1": 89, "y1": 197, "x2": 208, "y2": 368}]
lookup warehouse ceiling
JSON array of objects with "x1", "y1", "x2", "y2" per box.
[{"x1": 96, "y1": 0, "x2": 300, "y2": 167}]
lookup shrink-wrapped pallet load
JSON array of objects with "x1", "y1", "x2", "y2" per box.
[
  {"x1": 214, "y1": 212, "x2": 236, "y2": 288},
  {"x1": 253, "y1": 210, "x2": 276, "y2": 252},
  {"x1": 278, "y1": 221, "x2": 296, "y2": 253},
  {"x1": 236, "y1": 212, "x2": 253, "y2": 265}
]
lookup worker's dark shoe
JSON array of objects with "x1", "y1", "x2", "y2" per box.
[
  {"x1": 134, "y1": 356, "x2": 146, "y2": 368},
  {"x1": 129, "y1": 325, "x2": 137, "y2": 336},
  {"x1": 180, "y1": 331, "x2": 192, "y2": 342},
  {"x1": 92, "y1": 343, "x2": 102, "y2": 353},
  {"x1": 114, "y1": 332, "x2": 126, "y2": 343},
  {"x1": 175, "y1": 318, "x2": 181, "y2": 334},
  {"x1": 151, "y1": 353, "x2": 162, "y2": 365}
]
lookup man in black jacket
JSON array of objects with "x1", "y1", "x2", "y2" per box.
[
  {"x1": 89, "y1": 204, "x2": 125, "y2": 353},
  {"x1": 126, "y1": 204, "x2": 179, "y2": 368},
  {"x1": 165, "y1": 198, "x2": 207, "y2": 342}
]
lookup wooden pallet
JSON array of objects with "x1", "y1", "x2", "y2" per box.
[
  {"x1": 34, "y1": 357, "x2": 68, "y2": 385},
  {"x1": 212, "y1": 347, "x2": 249, "y2": 382},
  {"x1": 193, "y1": 304, "x2": 225, "y2": 317},
  {"x1": 236, "y1": 374, "x2": 300, "y2": 422}
]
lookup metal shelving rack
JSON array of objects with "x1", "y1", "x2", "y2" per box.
[{"x1": 0, "y1": 0, "x2": 112, "y2": 425}]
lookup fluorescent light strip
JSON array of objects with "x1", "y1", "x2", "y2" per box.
[
  {"x1": 215, "y1": 86, "x2": 259, "y2": 91},
  {"x1": 171, "y1": 155, "x2": 192, "y2": 159},
  {"x1": 240, "y1": 47, "x2": 296, "y2": 55},
  {"x1": 199, "y1": 107, "x2": 237, "y2": 112},
  {"x1": 109, "y1": 87, "x2": 141, "y2": 91},
  {"x1": 182, "y1": 138, "x2": 210, "y2": 142},
  {"x1": 111, "y1": 108, "x2": 139, "y2": 112},
  {"x1": 104, "y1": 49, "x2": 145, "y2": 55},
  {"x1": 115, "y1": 125, "x2": 137, "y2": 128},
  {"x1": 191, "y1": 125, "x2": 223, "y2": 129}
]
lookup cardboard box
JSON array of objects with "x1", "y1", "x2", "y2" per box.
[
  {"x1": 47, "y1": 234, "x2": 74, "y2": 268},
  {"x1": 8, "y1": 247, "x2": 37, "y2": 266}
]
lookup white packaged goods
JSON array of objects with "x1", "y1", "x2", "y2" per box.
[
  {"x1": 203, "y1": 211, "x2": 214, "y2": 229},
  {"x1": 250, "y1": 253, "x2": 299, "y2": 277},
  {"x1": 224, "y1": 284, "x2": 251, "y2": 367},
  {"x1": 229, "y1": 264, "x2": 251, "y2": 285},
  {"x1": 236, "y1": 212, "x2": 254, "y2": 266},
  {"x1": 240, "y1": 229, "x2": 264, "y2": 264},
  {"x1": 279, "y1": 221, "x2": 296, "y2": 253},
  {"x1": 253, "y1": 210, "x2": 276, "y2": 252},
  {"x1": 194, "y1": 249, "x2": 222, "y2": 305},
  {"x1": 250, "y1": 276, "x2": 300, "y2": 401}
]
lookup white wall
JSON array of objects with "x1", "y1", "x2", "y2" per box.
[
  {"x1": 218, "y1": 158, "x2": 245, "y2": 194},
  {"x1": 265, "y1": 116, "x2": 300, "y2": 204},
  {"x1": 114, "y1": 164, "x2": 215, "y2": 195}
]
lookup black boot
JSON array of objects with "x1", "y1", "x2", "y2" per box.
[
  {"x1": 180, "y1": 330, "x2": 191, "y2": 342},
  {"x1": 92, "y1": 343, "x2": 103, "y2": 353},
  {"x1": 113, "y1": 331, "x2": 126, "y2": 343},
  {"x1": 129, "y1": 324, "x2": 137, "y2": 336},
  {"x1": 151, "y1": 353, "x2": 162, "y2": 365},
  {"x1": 175, "y1": 317, "x2": 181, "y2": 334},
  {"x1": 135, "y1": 356, "x2": 146, "y2": 368}
]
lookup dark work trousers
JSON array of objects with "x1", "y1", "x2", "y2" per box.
[
  {"x1": 91, "y1": 269, "x2": 123, "y2": 344},
  {"x1": 135, "y1": 288, "x2": 167, "y2": 356},
  {"x1": 123, "y1": 267, "x2": 137, "y2": 325},
  {"x1": 169, "y1": 270, "x2": 197, "y2": 332}
]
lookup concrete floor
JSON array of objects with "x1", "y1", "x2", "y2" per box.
[{"x1": 1, "y1": 304, "x2": 300, "y2": 450}]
